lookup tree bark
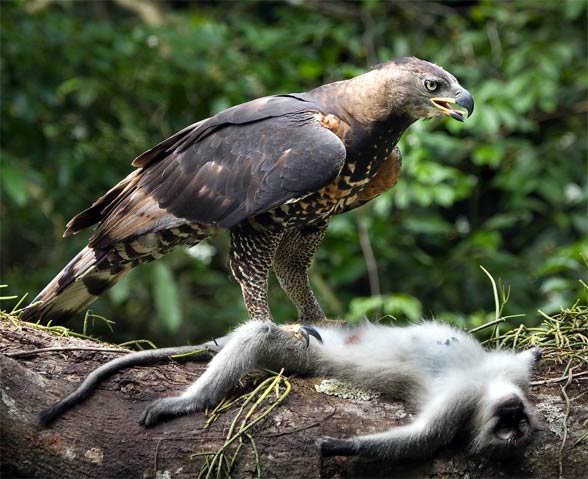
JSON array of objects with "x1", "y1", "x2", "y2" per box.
[{"x1": 1, "y1": 318, "x2": 587, "y2": 479}]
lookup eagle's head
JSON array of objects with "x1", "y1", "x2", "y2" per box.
[{"x1": 374, "y1": 57, "x2": 474, "y2": 123}]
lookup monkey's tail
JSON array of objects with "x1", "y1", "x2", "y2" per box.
[
  {"x1": 20, "y1": 246, "x2": 131, "y2": 323},
  {"x1": 38, "y1": 342, "x2": 224, "y2": 426}
]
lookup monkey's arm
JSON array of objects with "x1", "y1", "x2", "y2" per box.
[
  {"x1": 140, "y1": 322, "x2": 318, "y2": 427},
  {"x1": 39, "y1": 341, "x2": 223, "y2": 425},
  {"x1": 318, "y1": 382, "x2": 478, "y2": 459}
]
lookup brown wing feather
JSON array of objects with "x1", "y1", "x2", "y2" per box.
[
  {"x1": 64, "y1": 170, "x2": 140, "y2": 237},
  {"x1": 159, "y1": 113, "x2": 347, "y2": 228},
  {"x1": 66, "y1": 94, "x2": 348, "y2": 248}
]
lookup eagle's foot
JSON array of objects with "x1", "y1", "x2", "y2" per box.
[
  {"x1": 282, "y1": 323, "x2": 322, "y2": 347},
  {"x1": 296, "y1": 309, "x2": 328, "y2": 324}
]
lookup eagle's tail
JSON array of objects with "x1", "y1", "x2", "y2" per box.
[
  {"x1": 20, "y1": 246, "x2": 132, "y2": 323},
  {"x1": 21, "y1": 223, "x2": 213, "y2": 323}
]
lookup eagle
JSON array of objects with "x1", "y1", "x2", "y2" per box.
[{"x1": 22, "y1": 57, "x2": 473, "y2": 325}]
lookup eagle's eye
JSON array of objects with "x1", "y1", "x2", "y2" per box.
[{"x1": 424, "y1": 79, "x2": 439, "y2": 92}]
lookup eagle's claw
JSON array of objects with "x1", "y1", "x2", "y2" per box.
[
  {"x1": 282, "y1": 323, "x2": 323, "y2": 347},
  {"x1": 299, "y1": 325, "x2": 323, "y2": 347}
]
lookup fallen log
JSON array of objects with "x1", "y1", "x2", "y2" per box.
[{"x1": 1, "y1": 317, "x2": 587, "y2": 479}]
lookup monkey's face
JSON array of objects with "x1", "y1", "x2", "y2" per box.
[
  {"x1": 470, "y1": 388, "x2": 540, "y2": 454},
  {"x1": 491, "y1": 395, "x2": 536, "y2": 444}
]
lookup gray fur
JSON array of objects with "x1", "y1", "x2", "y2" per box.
[
  {"x1": 39, "y1": 342, "x2": 222, "y2": 425},
  {"x1": 140, "y1": 320, "x2": 541, "y2": 458},
  {"x1": 40, "y1": 320, "x2": 540, "y2": 461}
]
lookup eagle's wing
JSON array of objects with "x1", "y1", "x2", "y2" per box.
[{"x1": 69, "y1": 95, "x2": 347, "y2": 247}]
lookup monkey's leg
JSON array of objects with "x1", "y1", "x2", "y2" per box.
[
  {"x1": 272, "y1": 220, "x2": 328, "y2": 323},
  {"x1": 140, "y1": 321, "x2": 317, "y2": 427},
  {"x1": 318, "y1": 383, "x2": 478, "y2": 459},
  {"x1": 229, "y1": 223, "x2": 284, "y2": 322}
]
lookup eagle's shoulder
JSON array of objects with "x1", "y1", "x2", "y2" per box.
[{"x1": 132, "y1": 94, "x2": 326, "y2": 169}]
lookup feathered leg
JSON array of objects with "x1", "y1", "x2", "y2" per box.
[
  {"x1": 272, "y1": 221, "x2": 328, "y2": 323},
  {"x1": 229, "y1": 223, "x2": 283, "y2": 322}
]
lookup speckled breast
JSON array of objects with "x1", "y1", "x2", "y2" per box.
[{"x1": 252, "y1": 119, "x2": 405, "y2": 229}]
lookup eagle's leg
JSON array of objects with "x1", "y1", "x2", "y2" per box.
[
  {"x1": 272, "y1": 220, "x2": 328, "y2": 323},
  {"x1": 229, "y1": 223, "x2": 284, "y2": 322}
]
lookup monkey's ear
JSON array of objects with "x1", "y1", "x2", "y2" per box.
[
  {"x1": 517, "y1": 347, "x2": 542, "y2": 366},
  {"x1": 528, "y1": 347, "x2": 542, "y2": 363}
]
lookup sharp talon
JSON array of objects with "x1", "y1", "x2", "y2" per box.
[
  {"x1": 301, "y1": 325, "x2": 323, "y2": 344},
  {"x1": 282, "y1": 323, "x2": 323, "y2": 346},
  {"x1": 300, "y1": 328, "x2": 310, "y2": 348}
]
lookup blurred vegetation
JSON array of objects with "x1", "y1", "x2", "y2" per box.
[{"x1": 1, "y1": 0, "x2": 587, "y2": 345}]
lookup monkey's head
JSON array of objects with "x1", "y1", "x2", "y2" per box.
[
  {"x1": 496, "y1": 394, "x2": 538, "y2": 442},
  {"x1": 469, "y1": 348, "x2": 542, "y2": 454},
  {"x1": 470, "y1": 389, "x2": 540, "y2": 454}
]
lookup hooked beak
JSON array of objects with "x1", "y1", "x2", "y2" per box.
[{"x1": 431, "y1": 89, "x2": 474, "y2": 122}]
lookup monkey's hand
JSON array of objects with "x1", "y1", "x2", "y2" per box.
[
  {"x1": 140, "y1": 395, "x2": 212, "y2": 427},
  {"x1": 140, "y1": 321, "x2": 321, "y2": 428}
]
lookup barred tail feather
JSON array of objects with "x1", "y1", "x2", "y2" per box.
[
  {"x1": 22, "y1": 223, "x2": 211, "y2": 323},
  {"x1": 21, "y1": 246, "x2": 131, "y2": 323}
]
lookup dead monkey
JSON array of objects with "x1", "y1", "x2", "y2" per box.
[{"x1": 39, "y1": 320, "x2": 541, "y2": 460}]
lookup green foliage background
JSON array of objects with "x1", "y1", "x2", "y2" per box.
[{"x1": 1, "y1": 0, "x2": 586, "y2": 344}]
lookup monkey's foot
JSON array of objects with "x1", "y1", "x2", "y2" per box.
[
  {"x1": 281, "y1": 323, "x2": 322, "y2": 347},
  {"x1": 140, "y1": 396, "x2": 207, "y2": 427},
  {"x1": 317, "y1": 436, "x2": 360, "y2": 457}
]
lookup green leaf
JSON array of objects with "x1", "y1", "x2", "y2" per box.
[
  {"x1": 403, "y1": 216, "x2": 453, "y2": 235},
  {"x1": 348, "y1": 294, "x2": 422, "y2": 322},
  {"x1": 1, "y1": 163, "x2": 28, "y2": 206},
  {"x1": 473, "y1": 144, "x2": 504, "y2": 168},
  {"x1": 151, "y1": 263, "x2": 182, "y2": 334}
]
